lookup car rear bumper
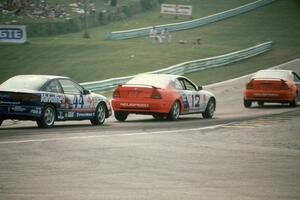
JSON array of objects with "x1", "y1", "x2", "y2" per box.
[
  {"x1": 244, "y1": 90, "x2": 295, "y2": 102},
  {"x1": 112, "y1": 99, "x2": 172, "y2": 114},
  {"x1": 0, "y1": 105, "x2": 42, "y2": 120}
]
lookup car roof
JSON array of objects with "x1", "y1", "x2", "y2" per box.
[
  {"x1": 257, "y1": 69, "x2": 293, "y2": 73},
  {"x1": 136, "y1": 73, "x2": 183, "y2": 80},
  {"x1": 13, "y1": 74, "x2": 70, "y2": 80}
]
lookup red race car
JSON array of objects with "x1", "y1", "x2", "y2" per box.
[
  {"x1": 243, "y1": 69, "x2": 300, "y2": 107},
  {"x1": 111, "y1": 74, "x2": 216, "y2": 121}
]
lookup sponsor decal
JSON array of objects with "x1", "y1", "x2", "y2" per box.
[
  {"x1": 120, "y1": 102, "x2": 149, "y2": 108},
  {"x1": 92, "y1": 96, "x2": 103, "y2": 107},
  {"x1": 58, "y1": 112, "x2": 65, "y2": 119},
  {"x1": 0, "y1": 101, "x2": 21, "y2": 105},
  {"x1": 11, "y1": 93, "x2": 39, "y2": 102},
  {"x1": 254, "y1": 93, "x2": 279, "y2": 97},
  {"x1": 41, "y1": 93, "x2": 65, "y2": 104},
  {"x1": 65, "y1": 112, "x2": 74, "y2": 118},
  {"x1": 87, "y1": 96, "x2": 93, "y2": 107},
  {"x1": 30, "y1": 107, "x2": 42, "y2": 115},
  {"x1": 181, "y1": 93, "x2": 189, "y2": 111},
  {"x1": 11, "y1": 106, "x2": 26, "y2": 112},
  {"x1": 76, "y1": 113, "x2": 93, "y2": 117}
]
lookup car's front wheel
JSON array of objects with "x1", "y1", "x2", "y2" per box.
[
  {"x1": 114, "y1": 111, "x2": 128, "y2": 122},
  {"x1": 244, "y1": 99, "x2": 252, "y2": 108},
  {"x1": 37, "y1": 105, "x2": 56, "y2": 128},
  {"x1": 167, "y1": 101, "x2": 180, "y2": 121},
  {"x1": 91, "y1": 102, "x2": 106, "y2": 125},
  {"x1": 202, "y1": 98, "x2": 215, "y2": 119}
]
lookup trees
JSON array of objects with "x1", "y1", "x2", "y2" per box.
[{"x1": 83, "y1": 0, "x2": 90, "y2": 38}]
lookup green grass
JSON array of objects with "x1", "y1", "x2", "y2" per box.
[{"x1": 0, "y1": 0, "x2": 299, "y2": 87}]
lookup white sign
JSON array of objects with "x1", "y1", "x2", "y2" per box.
[
  {"x1": 0, "y1": 25, "x2": 27, "y2": 43},
  {"x1": 161, "y1": 4, "x2": 192, "y2": 16}
]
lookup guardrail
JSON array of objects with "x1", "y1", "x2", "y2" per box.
[
  {"x1": 80, "y1": 41, "x2": 273, "y2": 92},
  {"x1": 106, "y1": 0, "x2": 275, "y2": 40}
]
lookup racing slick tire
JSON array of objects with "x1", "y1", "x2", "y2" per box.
[
  {"x1": 37, "y1": 104, "x2": 56, "y2": 128},
  {"x1": 167, "y1": 101, "x2": 180, "y2": 121},
  {"x1": 244, "y1": 99, "x2": 252, "y2": 108},
  {"x1": 91, "y1": 102, "x2": 106, "y2": 125},
  {"x1": 258, "y1": 101, "x2": 264, "y2": 107},
  {"x1": 289, "y1": 98, "x2": 297, "y2": 107},
  {"x1": 114, "y1": 111, "x2": 128, "y2": 122},
  {"x1": 202, "y1": 98, "x2": 215, "y2": 119},
  {"x1": 152, "y1": 113, "x2": 165, "y2": 120}
]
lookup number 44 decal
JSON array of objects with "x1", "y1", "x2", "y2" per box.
[{"x1": 73, "y1": 95, "x2": 84, "y2": 108}]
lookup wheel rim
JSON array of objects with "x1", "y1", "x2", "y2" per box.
[
  {"x1": 208, "y1": 101, "x2": 215, "y2": 116},
  {"x1": 97, "y1": 104, "x2": 106, "y2": 123},
  {"x1": 172, "y1": 102, "x2": 180, "y2": 119},
  {"x1": 44, "y1": 107, "x2": 55, "y2": 126}
]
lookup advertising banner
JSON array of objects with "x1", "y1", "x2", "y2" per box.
[
  {"x1": 161, "y1": 4, "x2": 192, "y2": 16},
  {"x1": 0, "y1": 25, "x2": 27, "y2": 43}
]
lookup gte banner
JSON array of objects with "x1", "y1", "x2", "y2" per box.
[{"x1": 0, "y1": 25, "x2": 27, "y2": 43}]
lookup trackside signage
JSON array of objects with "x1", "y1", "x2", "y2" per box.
[
  {"x1": 161, "y1": 4, "x2": 192, "y2": 16},
  {"x1": 0, "y1": 25, "x2": 27, "y2": 44}
]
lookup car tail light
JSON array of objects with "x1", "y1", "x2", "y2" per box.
[
  {"x1": 113, "y1": 87, "x2": 121, "y2": 98},
  {"x1": 151, "y1": 89, "x2": 162, "y2": 99},
  {"x1": 280, "y1": 81, "x2": 289, "y2": 90},
  {"x1": 246, "y1": 80, "x2": 254, "y2": 89}
]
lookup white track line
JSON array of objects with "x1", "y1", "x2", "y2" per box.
[{"x1": 0, "y1": 123, "x2": 231, "y2": 145}]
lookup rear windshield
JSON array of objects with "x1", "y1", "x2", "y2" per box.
[
  {"x1": 0, "y1": 75, "x2": 48, "y2": 90},
  {"x1": 127, "y1": 74, "x2": 172, "y2": 88},
  {"x1": 253, "y1": 70, "x2": 292, "y2": 80}
]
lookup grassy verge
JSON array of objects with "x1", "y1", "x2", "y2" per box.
[{"x1": 0, "y1": 0, "x2": 299, "y2": 87}]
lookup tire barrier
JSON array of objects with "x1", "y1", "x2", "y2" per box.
[
  {"x1": 80, "y1": 41, "x2": 273, "y2": 92},
  {"x1": 106, "y1": 0, "x2": 275, "y2": 40}
]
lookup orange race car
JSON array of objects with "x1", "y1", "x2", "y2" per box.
[
  {"x1": 243, "y1": 69, "x2": 300, "y2": 108},
  {"x1": 111, "y1": 74, "x2": 216, "y2": 121}
]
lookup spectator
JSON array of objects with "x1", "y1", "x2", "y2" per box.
[
  {"x1": 149, "y1": 26, "x2": 162, "y2": 43},
  {"x1": 161, "y1": 28, "x2": 171, "y2": 43}
]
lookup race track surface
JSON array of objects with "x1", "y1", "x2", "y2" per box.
[{"x1": 0, "y1": 59, "x2": 299, "y2": 200}]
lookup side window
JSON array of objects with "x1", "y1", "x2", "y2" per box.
[
  {"x1": 42, "y1": 80, "x2": 63, "y2": 93},
  {"x1": 59, "y1": 79, "x2": 83, "y2": 94},
  {"x1": 293, "y1": 72, "x2": 300, "y2": 82},
  {"x1": 173, "y1": 79, "x2": 184, "y2": 90},
  {"x1": 182, "y1": 79, "x2": 197, "y2": 91}
]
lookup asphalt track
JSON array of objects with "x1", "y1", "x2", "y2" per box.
[{"x1": 0, "y1": 59, "x2": 299, "y2": 200}]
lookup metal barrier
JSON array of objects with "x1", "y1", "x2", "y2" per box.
[
  {"x1": 106, "y1": 0, "x2": 275, "y2": 40},
  {"x1": 80, "y1": 41, "x2": 273, "y2": 92}
]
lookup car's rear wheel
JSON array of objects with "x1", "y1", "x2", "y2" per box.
[
  {"x1": 91, "y1": 102, "x2": 106, "y2": 125},
  {"x1": 244, "y1": 99, "x2": 252, "y2": 108},
  {"x1": 167, "y1": 101, "x2": 180, "y2": 121},
  {"x1": 37, "y1": 105, "x2": 56, "y2": 128},
  {"x1": 152, "y1": 113, "x2": 165, "y2": 120},
  {"x1": 202, "y1": 98, "x2": 215, "y2": 119},
  {"x1": 289, "y1": 98, "x2": 297, "y2": 107},
  {"x1": 114, "y1": 111, "x2": 128, "y2": 122},
  {"x1": 258, "y1": 101, "x2": 264, "y2": 107}
]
